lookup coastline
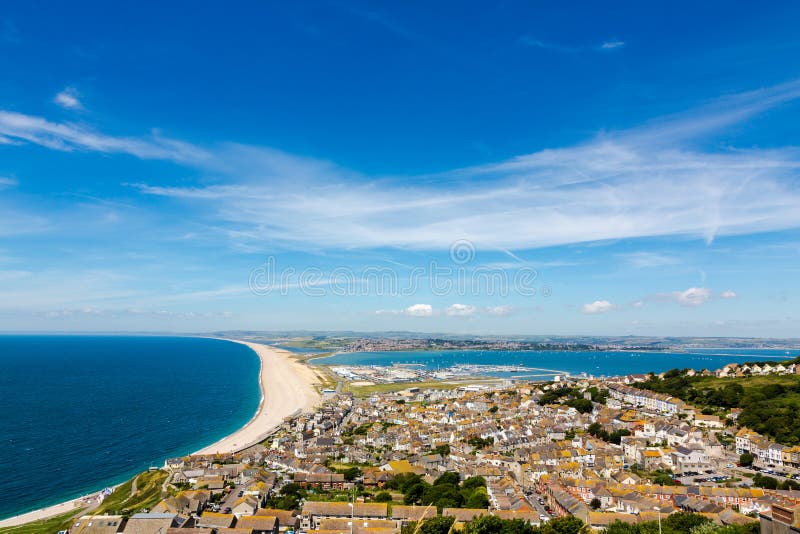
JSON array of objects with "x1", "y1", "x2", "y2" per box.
[
  {"x1": 192, "y1": 340, "x2": 321, "y2": 455},
  {"x1": 0, "y1": 339, "x2": 320, "y2": 528}
]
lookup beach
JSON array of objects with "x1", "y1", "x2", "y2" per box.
[
  {"x1": 192, "y1": 340, "x2": 321, "y2": 455},
  {"x1": 0, "y1": 339, "x2": 320, "y2": 527}
]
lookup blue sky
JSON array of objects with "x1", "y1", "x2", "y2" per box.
[{"x1": 1, "y1": 1, "x2": 800, "y2": 336}]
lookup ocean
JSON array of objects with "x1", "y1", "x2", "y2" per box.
[
  {"x1": 312, "y1": 348, "x2": 799, "y2": 378},
  {"x1": 0, "y1": 335, "x2": 260, "y2": 520}
]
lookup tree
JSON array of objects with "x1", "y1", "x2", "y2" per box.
[
  {"x1": 463, "y1": 515, "x2": 535, "y2": 534},
  {"x1": 604, "y1": 522, "x2": 639, "y2": 534},
  {"x1": 461, "y1": 476, "x2": 486, "y2": 491},
  {"x1": 402, "y1": 516, "x2": 454, "y2": 534},
  {"x1": 373, "y1": 491, "x2": 392, "y2": 502},
  {"x1": 339, "y1": 466, "x2": 362, "y2": 481},
  {"x1": 739, "y1": 453, "x2": 754, "y2": 466},
  {"x1": 567, "y1": 398, "x2": 593, "y2": 414},
  {"x1": 434, "y1": 471, "x2": 461, "y2": 486},
  {"x1": 421, "y1": 483, "x2": 463, "y2": 509},
  {"x1": 431, "y1": 444, "x2": 451, "y2": 457},
  {"x1": 663, "y1": 511, "x2": 710, "y2": 532},
  {"x1": 753, "y1": 473, "x2": 778, "y2": 489},
  {"x1": 542, "y1": 516, "x2": 588, "y2": 534},
  {"x1": 403, "y1": 482, "x2": 427, "y2": 505},
  {"x1": 589, "y1": 498, "x2": 601, "y2": 510},
  {"x1": 464, "y1": 487, "x2": 490, "y2": 509}
]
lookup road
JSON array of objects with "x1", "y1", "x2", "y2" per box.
[{"x1": 523, "y1": 489, "x2": 556, "y2": 522}]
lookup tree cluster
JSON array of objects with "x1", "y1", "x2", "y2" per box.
[
  {"x1": 384, "y1": 472, "x2": 489, "y2": 510},
  {"x1": 587, "y1": 422, "x2": 631, "y2": 445}
]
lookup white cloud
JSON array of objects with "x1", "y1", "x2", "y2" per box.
[
  {"x1": 53, "y1": 87, "x2": 82, "y2": 110},
  {"x1": 720, "y1": 289, "x2": 738, "y2": 299},
  {"x1": 485, "y1": 304, "x2": 514, "y2": 316},
  {"x1": 0, "y1": 176, "x2": 18, "y2": 189},
  {"x1": 673, "y1": 287, "x2": 712, "y2": 307},
  {"x1": 4, "y1": 81, "x2": 800, "y2": 253},
  {"x1": 600, "y1": 40, "x2": 625, "y2": 50},
  {"x1": 446, "y1": 303, "x2": 477, "y2": 317},
  {"x1": 582, "y1": 300, "x2": 615, "y2": 314},
  {"x1": 405, "y1": 303, "x2": 433, "y2": 316}
]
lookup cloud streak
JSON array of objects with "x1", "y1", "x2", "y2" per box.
[{"x1": 3, "y1": 81, "x2": 800, "y2": 254}]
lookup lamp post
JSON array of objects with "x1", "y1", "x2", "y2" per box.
[
  {"x1": 654, "y1": 506, "x2": 662, "y2": 534},
  {"x1": 348, "y1": 488, "x2": 355, "y2": 534}
]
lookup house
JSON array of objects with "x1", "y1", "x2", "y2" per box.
[
  {"x1": 317, "y1": 518, "x2": 398, "y2": 534},
  {"x1": 236, "y1": 516, "x2": 280, "y2": 534},
  {"x1": 256, "y1": 509, "x2": 300, "y2": 532},
  {"x1": 693, "y1": 414, "x2": 724, "y2": 429},
  {"x1": 671, "y1": 446, "x2": 710, "y2": 474},
  {"x1": 294, "y1": 472, "x2": 347, "y2": 490},
  {"x1": 70, "y1": 515, "x2": 125, "y2": 534},
  {"x1": 122, "y1": 513, "x2": 187, "y2": 534},
  {"x1": 151, "y1": 490, "x2": 210, "y2": 515},
  {"x1": 612, "y1": 472, "x2": 640, "y2": 486},
  {"x1": 230, "y1": 495, "x2": 260, "y2": 517},
  {"x1": 300, "y1": 502, "x2": 389, "y2": 531},
  {"x1": 196, "y1": 512, "x2": 236, "y2": 530},
  {"x1": 389, "y1": 505, "x2": 436, "y2": 526}
]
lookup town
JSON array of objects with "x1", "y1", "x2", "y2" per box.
[{"x1": 60, "y1": 360, "x2": 800, "y2": 534}]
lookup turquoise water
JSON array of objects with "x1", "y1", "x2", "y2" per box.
[
  {"x1": 0, "y1": 335, "x2": 260, "y2": 520},
  {"x1": 313, "y1": 348, "x2": 798, "y2": 378}
]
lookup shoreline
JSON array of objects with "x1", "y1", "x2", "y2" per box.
[
  {"x1": 192, "y1": 340, "x2": 321, "y2": 455},
  {"x1": 0, "y1": 339, "x2": 321, "y2": 528}
]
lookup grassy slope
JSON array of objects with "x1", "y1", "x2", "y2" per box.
[
  {"x1": 690, "y1": 374, "x2": 800, "y2": 390},
  {"x1": 92, "y1": 470, "x2": 168, "y2": 516},
  {"x1": 0, "y1": 508, "x2": 86, "y2": 534}
]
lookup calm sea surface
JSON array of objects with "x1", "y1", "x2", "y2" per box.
[
  {"x1": 313, "y1": 348, "x2": 799, "y2": 378},
  {"x1": 0, "y1": 335, "x2": 259, "y2": 520}
]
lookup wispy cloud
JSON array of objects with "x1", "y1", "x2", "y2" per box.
[
  {"x1": 636, "y1": 287, "x2": 738, "y2": 308},
  {"x1": 600, "y1": 40, "x2": 625, "y2": 50},
  {"x1": 485, "y1": 304, "x2": 514, "y2": 316},
  {"x1": 375, "y1": 303, "x2": 434, "y2": 317},
  {"x1": 53, "y1": 87, "x2": 83, "y2": 110},
  {"x1": 519, "y1": 36, "x2": 626, "y2": 53},
  {"x1": 0, "y1": 176, "x2": 18, "y2": 189},
  {"x1": 3, "y1": 81, "x2": 800, "y2": 254},
  {"x1": 376, "y1": 303, "x2": 512, "y2": 318},
  {"x1": 0, "y1": 111, "x2": 210, "y2": 163},
  {"x1": 621, "y1": 252, "x2": 679, "y2": 269},
  {"x1": 445, "y1": 303, "x2": 477, "y2": 317}
]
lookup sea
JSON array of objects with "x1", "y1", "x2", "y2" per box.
[
  {"x1": 0, "y1": 335, "x2": 260, "y2": 520},
  {"x1": 311, "y1": 348, "x2": 800, "y2": 379}
]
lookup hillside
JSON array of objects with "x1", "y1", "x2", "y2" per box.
[{"x1": 635, "y1": 368, "x2": 800, "y2": 445}]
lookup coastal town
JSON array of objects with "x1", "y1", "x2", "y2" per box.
[{"x1": 10, "y1": 346, "x2": 800, "y2": 534}]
